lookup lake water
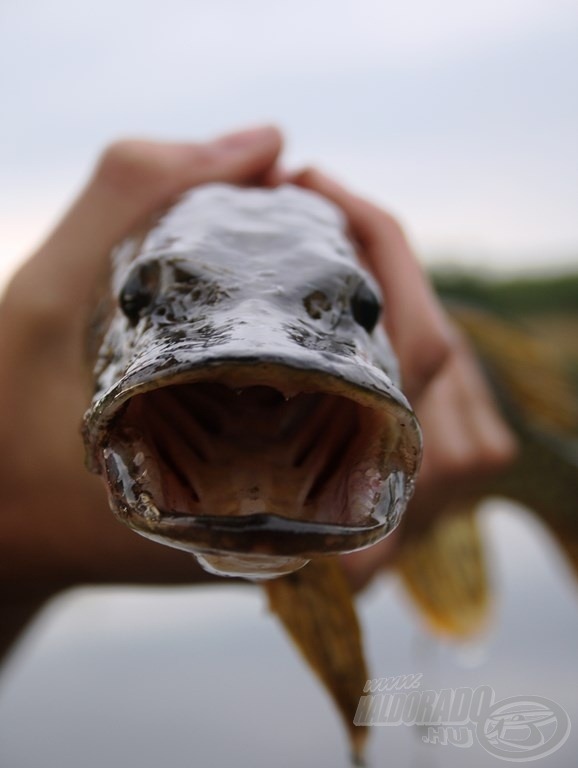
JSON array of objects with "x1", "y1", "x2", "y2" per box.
[{"x1": 1, "y1": 502, "x2": 577, "y2": 767}]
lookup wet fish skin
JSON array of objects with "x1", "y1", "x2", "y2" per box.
[
  {"x1": 83, "y1": 183, "x2": 421, "y2": 580},
  {"x1": 80, "y1": 182, "x2": 422, "y2": 764}
]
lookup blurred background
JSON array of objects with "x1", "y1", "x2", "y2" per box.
[{"x1": 0, "y1": 1, "x2": 577, "y2": 766}]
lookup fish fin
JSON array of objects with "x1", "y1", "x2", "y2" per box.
[
  {"x1": 488, "y1": 434, "x2": 578, "y2": 580},
  {"x1": 448, "y1": 305, "x2": 578, "y2": 578},
  {"x1": 263, "y1": 557, "x2": 369, "y2": 765},
  {"x1": 447, "y1": 304, "x2": 578, "y2": 439},
  {"x1": 397, "y1": 509, "x2": 491, "y2": 638}
]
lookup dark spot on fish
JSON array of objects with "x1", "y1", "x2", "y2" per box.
[
  {"x1": 304, "y1": 290, "x2": 332, "y2": 320},
  {"x1": 173, "y1": 267, "x2": 200, "y2": 285},
  {"x1": 287, "y1": 323, "x2": 357, "y2": 357},
  {"x1": 170, "y1": 268, "x2": 231, "y2": 306},
  {"x1": 150, "y1": 304, "x2": 176, "y2": 324},
  {"x1": 194, "y1": 321, "x2": 234, "y2": 347},
  {"x1": 167, "y1": 329, "x2": 187, "y2": 342}
]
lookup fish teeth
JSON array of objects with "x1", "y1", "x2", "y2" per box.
[
  {"x1": 291, "y1": 396, "x2": 339, "y2": 467},
  {"x1": 300, "y1": 408, "x2": 357, "y2": 506},
  {"x1": 135, "y1": 492, "x2": 161, "y2": 522}
]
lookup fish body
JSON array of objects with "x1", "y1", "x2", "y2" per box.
[{"x1": 83, "y1": 184, "x2": 421, "y2": 579}]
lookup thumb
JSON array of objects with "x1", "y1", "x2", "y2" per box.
[
  {"x1": 91, "y1": 125, "x2": 284, "y2": 239},
  {"x1": 17, "y1": 126, "x2": 283, "y2": 311}
]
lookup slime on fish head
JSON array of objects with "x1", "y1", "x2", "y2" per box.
[{"x1": 83, "y1": 184, "x2": 422, "y2": 579}]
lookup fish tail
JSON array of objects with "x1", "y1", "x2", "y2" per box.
[{"x1": 263, "y1": 557, "x2": 369, "y2": 763}]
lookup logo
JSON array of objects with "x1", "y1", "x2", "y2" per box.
[
  {"x1": 478, "y1": 695, "x2": 571, "y2": 762},
  {"x1": 355, "y1": 675, "x2": 571, "y2": 762}
]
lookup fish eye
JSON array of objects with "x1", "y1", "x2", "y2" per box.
[
  {"x1": 119, "y1": 261, "x2": 160, "y2": 323},
  {"x1": 351, "y1": 282, "x2": 381, "y2": 333}
]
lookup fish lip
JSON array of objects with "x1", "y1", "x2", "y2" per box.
[
  {"x1": 84, "y1": 353, "x2": 421, "y2": 562},
  {"x1": 127, "y1": 513, "x2": 391, "y2": 558}
]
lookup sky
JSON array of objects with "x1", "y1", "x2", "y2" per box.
[{"x1": 1, "y1": 0, "x2": 578, "y2": 288}]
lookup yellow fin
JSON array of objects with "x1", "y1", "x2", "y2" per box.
[
  {"x1": 448, "y1": 305, "x2": 578, "y2": 438},
  {"x1": 448, "y1": 305, "x2": 578, "y2": 578},
  {"x1": 397, "y1": 510, "x2": 491, "y2": 638},
  {"x1": 263, "y1": 557, "x2": 369, "y2": 765}
]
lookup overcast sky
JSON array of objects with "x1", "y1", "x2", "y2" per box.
[{"x1": 1, "y1": 0, "x2": 578, "y2": 286}]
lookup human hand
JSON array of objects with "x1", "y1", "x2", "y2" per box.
[
  {"x1": 0, "y1": 132, "x2": 517, "y2": 603},
  {"x1": 0, "y1": 126, "x2": 283, "y2": 592},
  {"x1": 291, "y1": 169, "x2": 518, "y2": 591}
]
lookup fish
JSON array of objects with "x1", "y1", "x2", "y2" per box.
[
  {"x1": 82, "y1": 183, "x2": 422, "y2": 581},
  {"x1": 82, "y1": 182, "x2": 423, "y2": 765},
  {"x1": 82, "y1": 184, "x2": 578, "y2": 765}
]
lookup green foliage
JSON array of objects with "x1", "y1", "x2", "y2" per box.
[{"x1": 431, "y1": 269, "x2": 578, "y2": 317}]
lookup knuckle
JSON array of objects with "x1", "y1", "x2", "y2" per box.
[
  {"x1": 429, "y1": 446, "x2": 480, "y2": 485},
  {"x1": 431, "y1": 441, "x2": 474, "y2": 477},
  {"x1": 422, "y1": 332, "x2": 452, "y2": 381},
  {"x1": 407, "y1": 330, "x2": 452, "y2": 394},
  {"x1": 364, "y1": 203, "x2": 406, "y2": 242},
  {"x1": 95, "y1": 140, "x2": 174, "y2": 194},
  {"x1": 437, "y1": 432, "x2": 517, "y2": 482},
  {"x1": 479, "y1": 430, "x2": 519, "y2": 472},
  {"x1": 292, "y1": 166, "x2": 317, "y2": 185},
  {"x1": 378, "y1": 208, "x2": 404, "y2": 235},
  {"x1": 94, "y1": 139, "x2": 220, "y2": 205}
]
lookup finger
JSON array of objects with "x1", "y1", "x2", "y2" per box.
[
  {"x1": 261, "y1": 163, "x2": 292, "y2": 187},
  {"x1": 292, "y1": 168, "x2": 452, "y2": 401},
  {"x1": 21, "y1": 126, "x2": 283, "y2": 309},
  {"x1": 436, "y1": 337, "x2": 517, "y2": 478},
  {"x1": 93, "y1": 125, "x2": 283, "y2": 234},
  {"x1": 415, "y1": 338, "x2": 518, "y2": 494}
]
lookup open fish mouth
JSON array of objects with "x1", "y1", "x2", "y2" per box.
[
  {"x1": 90, "y1": 361, "x2": 420, "y2": 579},
  {"x1": 83, "y1": 184, "x2": 424, "y2": 579}
]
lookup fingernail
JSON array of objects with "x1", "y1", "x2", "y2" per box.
[{"x1": 214, "y1": 125, "x2": 279, "y2": 151}]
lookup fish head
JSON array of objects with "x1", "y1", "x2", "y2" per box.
[{"x1": 83, "y1": 183, "x2": 421, "y2": 579}]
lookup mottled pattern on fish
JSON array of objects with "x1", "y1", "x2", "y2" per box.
[{"x1": 83, "y1": 184, "x2": 421, "y2": 580}]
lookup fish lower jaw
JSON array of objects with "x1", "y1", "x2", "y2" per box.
[
  {"x1": 188, "y1": 552, "x2": 308, "y2": 580},
  {"x1": 97, "y1": 380, "x2": 418, "y2": 579}
]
